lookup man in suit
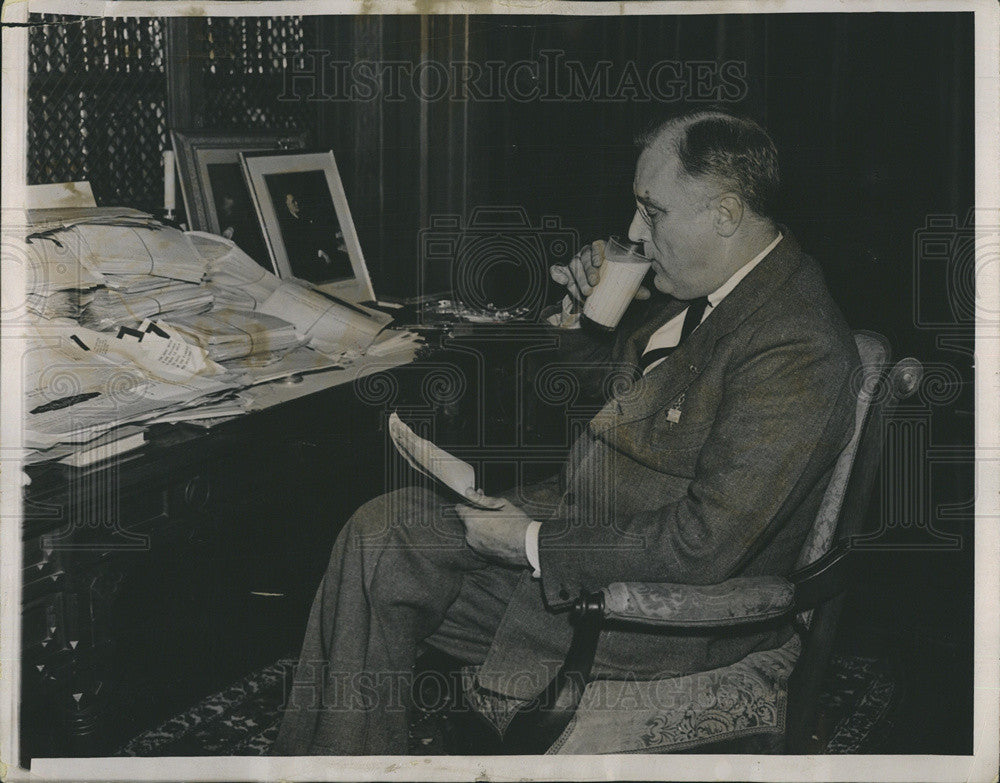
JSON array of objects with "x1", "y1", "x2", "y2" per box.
[{"x1": 272, "y1": 109, "x2": 860, "y2": 755}]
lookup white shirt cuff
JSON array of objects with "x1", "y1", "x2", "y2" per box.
[{"x1": 525, "y1": 520, "x2": 542, "y2": 578}]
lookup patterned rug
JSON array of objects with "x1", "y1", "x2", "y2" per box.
[
  {"x1": 114, "y1": 651, "x2": 902, "y2": 756},
  {"x1": 814, "y1": 653, "x2": 903, "y2": 753}
]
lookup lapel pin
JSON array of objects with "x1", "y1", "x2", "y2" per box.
[{"x1": 666, "y1": 391, "x2": 686, "y2": 423}]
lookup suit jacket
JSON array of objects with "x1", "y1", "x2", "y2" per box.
[{"x1": 475, "y1": 231, "x2": 861, "y2": 701}]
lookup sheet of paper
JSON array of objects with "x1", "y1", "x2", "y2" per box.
[
  {"x1": 21, "y1": 423, "x2": 149, "y2": 466},
  {"x1": 367, "y1": 329, "x2": 425, "y2": 357},
  {"x1": 144, "y1": 395, "x2": 251, "y2": 424},
  {"x1": 65, "y1": 321, "x2": 228, "y2": 384},
  {"x1": 387, "y1": 412, "x2": 493, "y2": 508},
  {"x1": 259, "y1": 282, "x2": 390, "y2": 355},
  {"x1": 58, "y1": 431, "x2": 147, "y2": 468}
]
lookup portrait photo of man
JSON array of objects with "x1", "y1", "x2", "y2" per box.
[
  {"x1": 264, "y1": 170, "x2": 353, "y2": 284},
  {"x1": 206, "y1": 162, "x2": 272, "y2": 270}
]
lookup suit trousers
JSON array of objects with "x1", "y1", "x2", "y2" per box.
[{"x1": 270, "y1": 486, "x2": 527, "y2": 755}]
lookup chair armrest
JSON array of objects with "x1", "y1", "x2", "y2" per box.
[
  {"x1": 500, "y1": 577, "x2": 793, "y2": 753},
  {"x1": 788, "y1": 540, "x2": 855, "y2": 608},
  {"x1": 602, "y1": 576, "x2": 795, "y2": 628}
]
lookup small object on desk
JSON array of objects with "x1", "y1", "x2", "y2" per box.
[
  {"x1": 281, "y1": 373, "x2": 304, "y2": 385},
  {"x1": 421, "y1": 298, "x2": 534, "y2": 324},
  {"x1": 163, "y1": 149, "x2": 176, "y2": 220}
]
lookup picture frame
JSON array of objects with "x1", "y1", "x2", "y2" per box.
[
  {"x1": 240, "y1": 150, "x2": 376, "y2": 303},
  {"x1": 170, "y1": 130, "x2": 307, "y2": 271}
]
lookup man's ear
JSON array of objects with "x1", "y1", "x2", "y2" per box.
[{"x1": 713, "y1": 193, "x2": 743, "y2": 237}]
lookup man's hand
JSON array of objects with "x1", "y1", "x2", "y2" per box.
[
  {"x1": 550, "y1": 239, "x2": 651, "y2": 302},
  {"x1": 455, "y1": 488, "x2": 532, "y2": 568}
]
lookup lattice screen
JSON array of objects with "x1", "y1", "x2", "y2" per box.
[
  {"x1": 196, "y1": 17, "x2": 317, "y2": 132},
  {"x1": 27, "y1": 14, "x2": 319, "y2": 213},
  {"x1": 28, "y1": 15, "x2": 169, "y2": 211}
]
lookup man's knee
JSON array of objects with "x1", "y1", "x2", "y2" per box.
[{"x1": 345, "y1": 486, "x2": 458, "y2": 547}]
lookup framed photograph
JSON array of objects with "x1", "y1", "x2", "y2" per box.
[
  {"x1": 241, "y1": 150, "x2": 376, "y2": 303},
  {"x1": 170, "y1": 130, "x2": 306, "y2": 270}
]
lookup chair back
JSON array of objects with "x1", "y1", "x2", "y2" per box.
[
  {"x1": 786, "y1": 331, "x2": 922, "y2": 751},
  {"x1": 794, "y1": 332, "x2": 890, "y2": 573}
]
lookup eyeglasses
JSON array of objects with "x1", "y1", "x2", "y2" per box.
[{"x1": 635, "y1": 200, "x2": 655, "y2": 227}]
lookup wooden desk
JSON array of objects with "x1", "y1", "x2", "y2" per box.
[
  {"x1": 20, "y1": 348, "x2": 427, "y2": 760},
  {"x1": 19, "y1": 323, "x2": 587, "y2": 761}
]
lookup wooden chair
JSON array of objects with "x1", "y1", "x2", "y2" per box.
[{"x1": 435, "y1": 331, "x2": 922, "y2": 754}]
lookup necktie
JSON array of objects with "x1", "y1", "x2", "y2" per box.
[{"x1": 638, "y1": 296, "x2": 710, "y2": 373}]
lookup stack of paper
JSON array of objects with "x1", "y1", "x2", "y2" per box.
[
  {"x1": 103, "y1": 274, "x2": 183, "y2": 294},
  {"x1": 190, "y1": 232, "x2": 281, "y2": 311},
  {"x1": 24, "y1": 216, "x2": 215, "y2": 334},
  {"x1": 27, "y1": 288, "x2": 95, "y2": 320},
  {"x1": 21, "y1": 233, "x2": 103, "y2": 320},
  {"x1": 190, "y1": 232, "x2": 391, "y2": 356},
  {"x1": 156, "y1": 309, "x2": 301, "y2": 362},
  {"x1": 19, "y1": 212, "x2": 426, "y2": 464},
  {"x1": 71, "y1": 223, "x2": 206, "y2": 283},
  {"x1": 259, "y1": 282, "x2": 391, "y2": 356},
  {"x1": 80, "y1": 282, "x2": 214, "y2": 331},
  {"x1": 222, "y1": 346, "x2": 345, "y2": 385},
  {"x1": 25, "y1": 206, "x2": 154, "y2": 232},
  {"x1": 22, "y1": 319, "x2": 235, "y2": 453}
]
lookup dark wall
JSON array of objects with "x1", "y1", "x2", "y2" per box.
[{"x1": 317, "y1": 14, "x2": 973, "y2": 362}]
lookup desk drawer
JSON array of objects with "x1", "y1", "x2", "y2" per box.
[{"x1": 29, "y1": 488, "x2": 170, "y2": 555}]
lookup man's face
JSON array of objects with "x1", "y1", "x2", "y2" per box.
[{"x1": 627, "y1": 141, "x2": 723, "y2": 300}]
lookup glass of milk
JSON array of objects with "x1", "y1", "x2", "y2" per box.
[{"x1": 581, "y1": 236, "x2": 651, "y2": 330}]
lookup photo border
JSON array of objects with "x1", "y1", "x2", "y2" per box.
[
  {"x1": 1, "y1": 1, "x2": 997, "y2": 781},
  {"x1": 241, "y1": 149, "x2": 377, "y2": 303},
  {"x1": 170, "y1": 129, "x2": 307, "y2": 240}
]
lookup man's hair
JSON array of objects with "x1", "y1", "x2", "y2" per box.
[{"x1": 636, "y1": 110, "x2": 780, "y2": 220}]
